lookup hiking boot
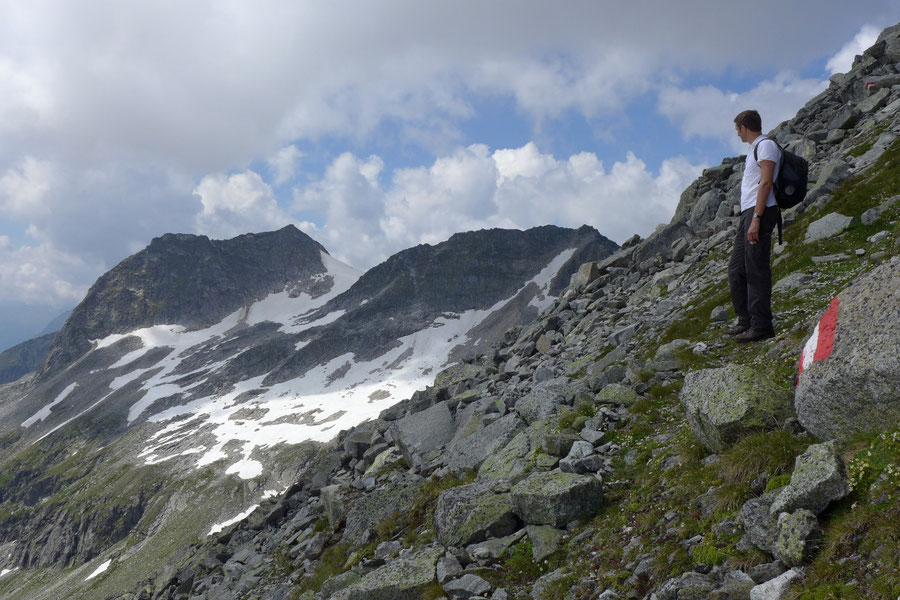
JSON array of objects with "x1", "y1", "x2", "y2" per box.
[
  {"x1": 726, "y1": 323, "x2": 750, "y2": 336},
  {"x1": 735, "y1": 328, "x2": 775, "y2": 343}
]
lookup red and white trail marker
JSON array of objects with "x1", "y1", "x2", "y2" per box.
[{"x1": 798, "y1": 297, "x2": 839, "y2": 375}]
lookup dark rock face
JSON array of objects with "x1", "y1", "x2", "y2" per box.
[
  {"x1": 264, "y1": 225, "x2": 615, "y2": 384},
  {"x1": 0, "y1": 333, "x2": 55, "y2": 384},
  {"x1": 5, "y1": 223, "x2": 614, "y2": 458},
  {"x1": 40, "y1": 225, "x2": 330, "y2": 377}
]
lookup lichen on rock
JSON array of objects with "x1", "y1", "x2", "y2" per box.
[
  {"x1": 680, "y1": 364, "x2": 794, "y2": 452},
  {"x1": 510, "y1": 470, "x2": 603, "y2": 527}
]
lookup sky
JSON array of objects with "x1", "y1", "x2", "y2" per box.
[{"x1": 1, "y1": 1, "x2": 899, "y2": 351}]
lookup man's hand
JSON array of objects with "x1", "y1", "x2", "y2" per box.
[{"x1": 747, "y1": 218, "x2": 760, "y2": 243}]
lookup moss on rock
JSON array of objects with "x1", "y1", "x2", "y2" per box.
[
  {"x1": 680, "y1": 364, "x2": 794, "y2": 452},
  {"x1": 433, "y1": 481, "x2": 519, "y2": 547},
  {"x1": 510, "y1": 471, "x2": 603, "y2": 527}
]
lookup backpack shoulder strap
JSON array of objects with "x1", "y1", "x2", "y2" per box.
[{"x1": 753, "y1": 137, "x2": 782, "y2": 163}]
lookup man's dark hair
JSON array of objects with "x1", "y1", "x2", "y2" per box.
[{"x1": 734, "y1": 110, "x2": 762, "y2": 132}]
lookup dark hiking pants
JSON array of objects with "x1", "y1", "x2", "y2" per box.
[{"x1": 728, "y1": 207, "x2": 778, "y2": 332}]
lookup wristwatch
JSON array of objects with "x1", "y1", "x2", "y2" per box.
[{"x1": 753, "y1": 213, "x2": 762, "y2": 219}]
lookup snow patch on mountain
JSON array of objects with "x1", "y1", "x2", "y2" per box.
[
  {"x1": 209, "y1": 505, "x2": 260, "y2": 537},
  {"x1": 85, "y1": 559, "x2": 111, "y2": 581},
  {"x1": 528, "y1": 247, "x2": 577, "y2": 310},
  {"x1": 246, "y1": 251, "x2": 361, "y2": 334},
  {"x1": 94, "y1": 308, "x2": 244, "y2": 356},
  {"x1": 22, "y1": 382, "x2": 78, "y2": 427}
]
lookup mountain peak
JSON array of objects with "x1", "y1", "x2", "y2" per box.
[{"x1": 39, "y1": 226, "x2": 333, "y2": 377}]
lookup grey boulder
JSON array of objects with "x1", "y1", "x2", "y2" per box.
[
  {"x1": 336, "y1": 546, "x2": 443, "y2": 600},
  {"x1": 515, "y1": 379, "x2": 570, "y2": 424},
  {"x1": 749, "y1": 569, "x2": 802, "y2": 600},
  {"x1": 804, "y1": 212, "x2": 855, "y2": 243},
  {"x1": 595, "y1": 383, "x2": 638, "y2": 406},
  {"x1": 773, "y1": 509, "x2": 822, "y2": 567},
  {"x1": 341, "y1": 478, "x2": 423, "y2": 546},
  {"x1": 510, "y1": 471, "x2": 603, "y2": 527},
  {"x1": 390, "y1": 400, "x2": 455, "y2": 466},
  {"x1": 827, "y1": 106, "x2": 861, "y2": 130},
  {"x1": 609, "y1": 322, "x2": 640, "y2": 347},
  {"x1": 651, "y1": 572, "x2": 716, "y2": 600},
  {"x1": 443, "y1": 413, "x2": 523, "y2": 473},
  {"x1": 688, "y1": 190, "x2": 726, "y2": 231},
  {"x1": 436, "y1": 553, "x2": 463, "y2": 583},
  {"x1": 740, "y1": 490, "x2": 780, "y2": 555},
  {"x1": 650, "y1": 339, "x2": 691, "y2": 371},
  {"x1": 478, "y1": 420, "x2": 554, "y2": 483},
  {"x1": 861, "y1": 194, "x2": 899, "y2": 226},
  {"x1": 770, "y1": 441, "x2": 849, "y2": 516},
  {"x1": 443, "y1": 573, "x2": 492, "y2": 599},
  {"x1": 527, "y1": 525, "x2": 566, "y2": 562},
  {"x1": 570, "y1": 261, "x2": 600, "y2": 290},
  {"x1": 772, "y1": 272, "x2": 813, "y2": 295},
  {"x1": 559, "y1": 441, "x2": 603, "y2": 474},
  {"x1": 433, "y1": 480, "x2": 520, "y2": 548},
  {"x1": 680, "y1": 365, "x2": 794, "y2": 452}
]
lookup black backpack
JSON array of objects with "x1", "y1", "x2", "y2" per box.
[{"x1": 754, "y1": 138, "x2": 808, "y2": 210}]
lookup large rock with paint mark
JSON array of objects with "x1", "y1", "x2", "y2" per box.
[{"x1": 795, "y1": 257, "x2": 900, "y2": 440}]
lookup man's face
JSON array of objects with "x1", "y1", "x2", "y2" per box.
[{"x1": 735, "y1": 124, "x2": 748, "y2": 143}]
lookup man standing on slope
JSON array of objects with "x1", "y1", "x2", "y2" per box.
[{"x1": 728, "y1": 110, "x2": 780, "y2": 342}]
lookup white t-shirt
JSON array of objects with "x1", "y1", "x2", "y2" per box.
[{"x1": 740, "y1": 136, "x2": 780, "y2": 212}]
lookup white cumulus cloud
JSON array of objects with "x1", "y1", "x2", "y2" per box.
[
  {"x1": 658, "y1": 72, "x2": 829, "y2": 152},
  {"x1": 0, "y1": 236, "x2": 97, "y2": 306},
  {"x1": 827, "y1": 25, "x2": 882, "y2": 75},
  {"x1": 0, "y1": 0, "x2": 895, "y2": 330},
  {"x1": 267, "y1": 145, "x2": 304, "y2": 186},
  {"x1": 294, "y1": 143, "x2": 704, "y2": 270},
  {"x1": 0, "y1": 157, "x2": 53, "y2": 220},
  {"x1": 194, "y1": 171, "x2": 301, "y2": 240}
]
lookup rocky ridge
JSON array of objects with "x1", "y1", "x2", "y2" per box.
[{"x1": 75, "y1": 23, "x2": 900, "y2": 600}]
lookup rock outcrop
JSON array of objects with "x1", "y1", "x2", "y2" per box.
[
  {"x1": 433, "y1": 481, "x2": 519, "y2": 547},
  {"x1": 770, "y1": 441, "x2": 850, "y2": 515},
  {"x1": 510, "y1": 471, "x2": 604, "y2": 527}
]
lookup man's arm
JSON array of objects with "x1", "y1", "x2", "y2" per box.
[{"x1": 748, "y1": 160, "x2": 775, "y2": 243}]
